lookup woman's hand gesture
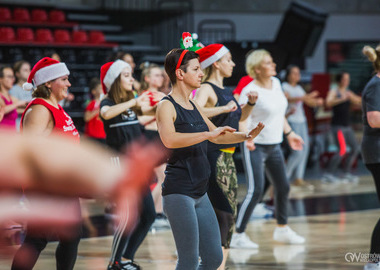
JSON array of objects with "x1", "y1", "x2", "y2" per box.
[{"x1": 246, "y1": 122, "x2": 265, "y2": 141}]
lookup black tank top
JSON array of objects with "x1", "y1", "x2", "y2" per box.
[
  {"x1": 205, "y1": 82, "x2": 242, "y2": 151},
  {"x1": 331, "y1": 90, "x2": 350, "y2": 126},
  {"x1": 162, "y1": 95, "x2": 211, "y2": 198}
]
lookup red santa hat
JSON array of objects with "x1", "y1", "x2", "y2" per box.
[
  {"x1": 100, "y1": 60, "x2": 131, "y2": 94},
  {"x1": 23, "y1": 57, "x2": 70, "y2": 91},
  {"x1": 196, "y1": 44, "x2": 229, "y2": 69}
]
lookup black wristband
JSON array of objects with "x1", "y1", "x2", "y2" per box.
[
  {"x1": 247, "y1": 101, "x2": 256, "y2": 106},
  {"x1": 285, "y1": 130, "x2": 293, "y2": 137}
]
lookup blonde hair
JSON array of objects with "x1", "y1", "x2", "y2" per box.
[
  {"x1": 201, "y1": 65, "x2": 213, "y2": 83},
  {"x1": 245, "y1": 49, "x2": 271, "y2": 79},
  {"x1": 362, "y1": 44, "x2": 380, "y2": 72},
  {"x1": 140, "y1": 64, "x2": 159, "y2": 92}
]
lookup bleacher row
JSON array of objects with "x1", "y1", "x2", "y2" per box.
[
  {"x1": 0, "y1": 27, "x2": 116, "y2": 47},
  {"x1": 0, "y1": 6, "x2": 117, "y2": 47},
  {"x1": 0, "y1": 7, "x2": 67, "y2": 24}
]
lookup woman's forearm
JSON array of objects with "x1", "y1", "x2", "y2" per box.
[
  {"x1": 211, "y1": 131, "x2": 248, "y2": 144},
  {"x1": 240, "y1": 104, "x2": 254, "y2": 121},
  {"x1": 4, "y1": 103, "x2": 18, "y2": 114},
  {"x1": 201, "y1": 106, "x2": 228, "y2": 118},
  {"x1": 84, "y1": 110, "x2": 99, "y2": 122},
  {"x1": 101, "y1": 99, "x2": 137, "y2": 120},
  {"x1": 160, "y1": 131, "x2": 210, "y2": 148}
]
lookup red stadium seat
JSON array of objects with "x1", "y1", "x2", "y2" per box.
[
  {"x1": 54, "y1": 29, "x2": 71, "y2": 43},
  {"x1": 89, "y1": 31, "x2": 105, "y2": 44},
  {"x1": 13, "y1": 8, "x2": 30, "y2": 22},
  {"x1": 35, "y1": 28, "x2": 54, "y2": 43},
  {"x1": 0, "y1": 27, "x2": 16, "y2": 42},
  {"x1": 17, "y1": 28, "x2": 34, "y2": 42},
  {"x1": 49, "y1": 10, "x2": 66, "y2": 24},
  {"x1": 31, "y1": 9, "x2": 48, "y2": 23},
  {"x1": 0, "y1": 7, "x2": 12, "y2": 22},
  {"x1": 72, "y1": 30, "x2": 88, "y2": 44}
]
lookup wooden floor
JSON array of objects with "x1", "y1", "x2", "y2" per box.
[{"x1": 1, "y1": 175, "x2": 378, "y2": 270}]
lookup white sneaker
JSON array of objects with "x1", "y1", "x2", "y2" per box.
[
  {"x1": 230, "y1": 232, "x2": 259, "y2": 249},
  {"x1": 364, "y1": 262, "x2": 380, "y2": 270},
  {"x1": 343, "y1": 173, "x2": 359, "y2": 184},
  {"x1": 273, "y1": 226, "x2": 305, "y2": 244},
  {"x1": 321, "y1": 173, "x2": 340, "y2": 183},
  {"x1": 251, "y1": 203, "x2": 274, "y2": 220}
]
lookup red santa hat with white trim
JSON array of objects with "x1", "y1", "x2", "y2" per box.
[
  {"x1": 23, "y1": 57, "x2": 70, "y2": 91},
  {"x1": 196, "y1": 44, "x2": 229, "y2": 69},
  {"x1": 100, "y1": 60, "x2": 131, "y2": 94}
]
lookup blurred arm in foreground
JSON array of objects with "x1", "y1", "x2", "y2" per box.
[{"x1": 0, "y1": 131, "x2": 165, "y2": 253}]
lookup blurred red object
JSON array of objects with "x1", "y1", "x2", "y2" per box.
[
  {"x1": 54, "y1": 29, "x2": 71, "y2": 43},
  {"x1": 49, "y1": 10, "x2": 65, "y2": 24},
  {"x1": 0, "y1": 7, "x2": 12, "y2": 22},
  {"x1": 0, "y1": 27, "x2": 16, "y2": 42},
  {"x1": 31, "y1": 9, "x2": 48, "y2": 23},
  {"x1": 72, "y1": 30, "x2": 88, "y2": 43},
  {"x1": 17, "y1": 28, "x2": 34, "y2": 42},
  {"x1": 13, "y1": 8, "x2": 30, "y2": 22},
  {"x1": 35, "y1": 29, "x2": 54, "y2": 43},
  {"x1": 89, "y1": 30, "x2": 105, "y2": 44}
]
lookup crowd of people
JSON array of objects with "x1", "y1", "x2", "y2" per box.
[{"x1": 0, "y1": 32, "x2": 379, "y2": 270}]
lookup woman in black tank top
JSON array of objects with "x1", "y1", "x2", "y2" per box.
[
  {"x1": 194, "y1": 44, "x2": 258, "y2": 269},
  {"x1": 324, "y1": 72, "x2": 362, "y2": 182},
  {"x1": 156, "y1": 46, "x2": 264, "y2": 270}
]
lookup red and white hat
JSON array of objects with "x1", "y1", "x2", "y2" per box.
[
  {"x1": 196, "y1": 44, "x2": 229, "y2": 69},
  {"x1": 23, "y1": 57, "x2": 70, "y2": 91},
  {"x1": 100, "y1": 60, "x2": 131, "y2": 94}
]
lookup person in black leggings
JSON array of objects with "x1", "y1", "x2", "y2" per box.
[
  {"x1": 99, "y1": 60, "x2": 155, "y2": 270},
  {"x1": 156, "y1": 41, "x2": 264, "y2": 270},
  {"x1": 323, "y1": 71, "x2": 362, "y2": 183},
  {"x1": 362, "y1": 44, "x2": 380, "y2": 270}
]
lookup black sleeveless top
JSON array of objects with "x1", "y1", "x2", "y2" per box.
[
  {"x1": 100, "y1": 97, "x2": 142, "y2": 153},
  {"x1": 162, "y1": 95, "x2": 211, "y2": 198},
  {"x1": 331, "y1": 90, "x2": 350, "y2": 127},
  {"x1": 205, "y1": 82, "x2": 242, "y2": 151}
]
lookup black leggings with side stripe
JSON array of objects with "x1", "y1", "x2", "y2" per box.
[{"x1": 365, "y1": 163, "x2": 380, "y2": 259}]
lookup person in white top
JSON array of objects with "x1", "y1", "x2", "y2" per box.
[
  {"x1": 232, "y1": 49, "x2": 306, "y2": 248},
  {"x1": 282, "y1": 65, "x2": 323, "y2": 189}
]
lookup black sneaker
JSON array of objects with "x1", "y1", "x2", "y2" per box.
[
  {"x1": 108, "y1": 261, "x2": 141, "y2": 270},
  {"x1": 120, "y1": 261, "x2": 141, "y2": 270}
]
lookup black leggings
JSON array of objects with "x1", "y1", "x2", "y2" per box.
[
  {"x1": 365, "y1": 163, "x2": 380, "y2": 258},
  {"x1": 11, "y1": 198, "x2": 82, "y2": 270},
  {"x1": 110, "y1": 192, "x2": 156, "y2": 263}
]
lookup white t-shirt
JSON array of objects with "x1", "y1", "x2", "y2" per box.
[
  {"x1": 282, "y1": 82, "x2": 307, "y2": 123},
  {"x1": 239, "y1": 77, "x2": 288, "y2": 144},
  {"x1": 9, "y1": 84, "x2": 32, "y2": 102}
]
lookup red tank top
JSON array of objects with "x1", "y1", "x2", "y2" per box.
[{"x1": 21, "y1": 98, "x2": 80, "y2": 143}]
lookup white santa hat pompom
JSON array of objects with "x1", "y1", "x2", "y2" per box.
[{"x1": 22, "y1": 82, "x2": 34, "y2": 91}]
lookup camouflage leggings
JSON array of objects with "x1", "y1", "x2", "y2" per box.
[{"x1": 207, "y1": 150, "x2": 238, "y2": 248}]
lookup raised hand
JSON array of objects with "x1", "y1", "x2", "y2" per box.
[
  {"x1": 224, "y1": 100, "x2": 238, "y2": 113},
  {"x1": 247, "y1": 91, "x2": 258, "y2": 104},
  {"x1": 247, "y1": 122, "x2": 265, "y2": 141}
]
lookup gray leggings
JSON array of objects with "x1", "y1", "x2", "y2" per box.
[
  {"x1": 163, "y1": 193, "x2": 223, "y2": 270},
  {"x1": 236, "y1": 143, "x2": 290, "y2": 233}
]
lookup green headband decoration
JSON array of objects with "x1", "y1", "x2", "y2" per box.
[{"x1": 180, "y1": 32, "x2": 204, "y2": 51}]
